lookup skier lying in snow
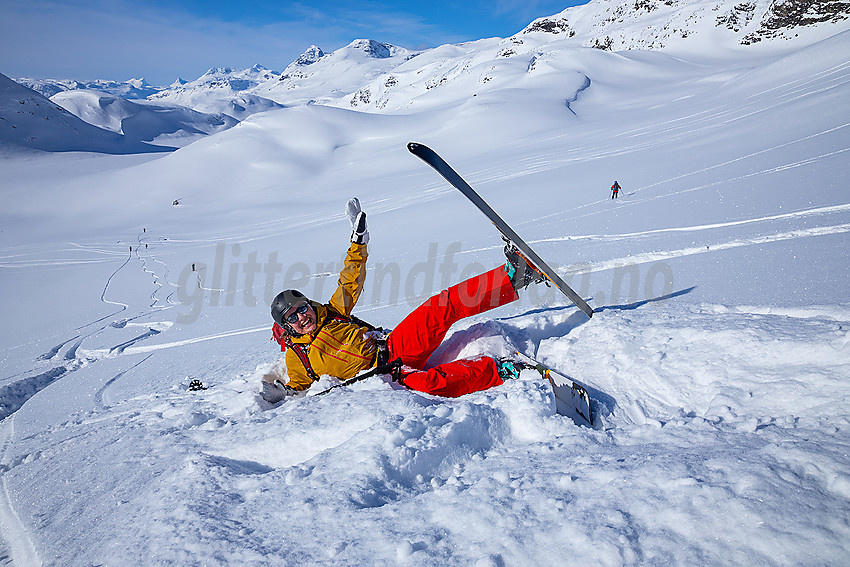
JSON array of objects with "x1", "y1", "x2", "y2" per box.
[{"x1": 261, "y1": 197, "x2": 547, "y2": 403}]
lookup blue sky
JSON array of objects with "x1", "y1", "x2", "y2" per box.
[{"x1": 1, "y1": 0, "x2": 586, "y2": 85}]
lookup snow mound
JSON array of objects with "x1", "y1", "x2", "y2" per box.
[{"x1": 2, "y1": 304, "x2": 848, "y2": 565}]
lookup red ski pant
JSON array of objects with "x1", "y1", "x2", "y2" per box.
[{"x1": 386, "y1": 266, "x2": 518, "y2": 397}]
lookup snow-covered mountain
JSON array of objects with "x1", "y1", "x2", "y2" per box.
[
  {"x1": 251, "y1": 39, "x2": 419, "y2": 106},
  {"x1": 6, "y1": 68, "x2": 279, "y2": 151},
  {"x1": 148, "y1": 65, "x2": 284, "y2": 120},
  {"x1": 521, "y1": 0, "x2": 849, "y2": 51},
  {"x1": 0, "y1": 73, "x2": 169, "y2": 153},
  {"x1": 327, "y1": 0, "x2": 850, "y2": 113},
  {"x1": 10, "y1": 0, "x2": 847, "y2": 152}
]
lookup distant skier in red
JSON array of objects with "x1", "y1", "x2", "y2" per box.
[{"x1": 611, "y1": 181, "x2": 620, "y2": 199}]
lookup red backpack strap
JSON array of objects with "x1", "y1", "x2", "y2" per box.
[
  {"x1": 282, "y1": 334, "x2": 319, "y2": 381},
  {"x1": 271, "y1": 322, "x2": 319, "y2": 380}
]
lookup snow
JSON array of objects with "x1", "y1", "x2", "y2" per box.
[
  {"x1": 49, "y1": 89, "x2": 239, "y2": 147},
  {"x1": 2, "y1": 6, "x2": 850, "y2": 567}
]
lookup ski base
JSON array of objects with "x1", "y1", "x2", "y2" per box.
[{"x1": 544, "y1": 369, "x2": 593, "y2": 427}]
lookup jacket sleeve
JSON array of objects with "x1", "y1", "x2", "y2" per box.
[{"x1": 328, "y1": 242, "x2": 368, "y2": 316}]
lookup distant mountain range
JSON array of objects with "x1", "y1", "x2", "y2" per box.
[
  {"x1": 3, "y1": 0, "x2": 847, "y2": 153},
  {"x1": 14, "y1": 76, "x2": 162, "y2": 99}
]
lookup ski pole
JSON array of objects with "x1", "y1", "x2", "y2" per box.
[{"x1": 315, "y1": 359, "x2": 402, "y2": 396}]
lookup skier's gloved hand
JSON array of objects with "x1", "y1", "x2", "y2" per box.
[
  {"x1": 346, "y1": 197, "x2": 369, "y2": 245},
  {"x1": 261, "y1": 379, "x2": 296, "y2": 403}
]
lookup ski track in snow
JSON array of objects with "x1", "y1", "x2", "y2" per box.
[
  {"x1": 0, "y1": 417, "x2": 41, "y2": 566},
  {"x1": 0, "y1": 230, "x2": 184, "y2": 426},
  {"x1": 578, "y1": 222, "x2": 850, "y2": 273},
  {"x1": 546, "y1": 202, "x2": 850, "y2": 242},
  {"x1": 93, "y1": 353, "x2": 156, "y2": 410},
  {"x1": 97, "y1": 247, "x2": 131, "y2": 312},
  {"x1": 136, "y1": 230, "x2": 181, "y2": 308}
]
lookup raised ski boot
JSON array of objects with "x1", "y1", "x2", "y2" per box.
[{"x1": 503, "y1": 240, "x2": 546, "y2": 291}]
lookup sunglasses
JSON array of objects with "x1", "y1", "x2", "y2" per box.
[{"x1": 285, "y1": 303, "x2": 310, "y2": 324}]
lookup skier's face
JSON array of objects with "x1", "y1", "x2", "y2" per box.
[{"x1": 285, "y1": 302, "x2": 317, "y2": 334}]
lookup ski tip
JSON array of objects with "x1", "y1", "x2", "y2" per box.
[{"x1": 407, "y1": 141, "x2": 428, "y2": 155}]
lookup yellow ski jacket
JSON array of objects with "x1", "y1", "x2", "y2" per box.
[{"x1": 280, "y1": 242, "x2": 375, "y2": 391}]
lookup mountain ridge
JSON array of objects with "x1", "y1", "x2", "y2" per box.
[{"x1": 5, "y1": 0, "x2": 848, "y2": 152}]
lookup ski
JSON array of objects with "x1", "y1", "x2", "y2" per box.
[
  {"x1": 407, "y1": 142, "x2": 594, "y2": 318},
  {"x1": 510, "y1": 352, "x2": 594, "y2": 427}
]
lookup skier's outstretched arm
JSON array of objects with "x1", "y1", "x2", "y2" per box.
[{"x1": 329, "y1": 197, "x2": 369, "y2": 316}]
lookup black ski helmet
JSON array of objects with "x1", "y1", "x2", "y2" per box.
[{"x1": 271, "y1": 289, "x2": 309, "y2": 328}]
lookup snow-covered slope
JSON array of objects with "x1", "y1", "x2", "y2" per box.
[
  {"x1": 522, "y1": 0, "x2": 850, "y2": 52},
  {"x1": 328, "y1": 0, "x2": 850, "y2": 113},
  {"x1": 1, "y1": 2, "x2": 849, "y2": 566},
  {"x1": 50, "y1": 89, "x2": 239, "y2": 147}
]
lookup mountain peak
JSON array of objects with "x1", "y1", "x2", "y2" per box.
[
  {"x1": 125, "y1": 78, "x2": 149, "y2": 88},
  {"x1": 295, "y1": 45, "x2": 325, "y2": 66},
  {"x1": 347, "y1": 39, "x2": 395, "y2": 58},
  {"x1": 203, "y1": 67, "x2": 234, "y2": 77}
]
